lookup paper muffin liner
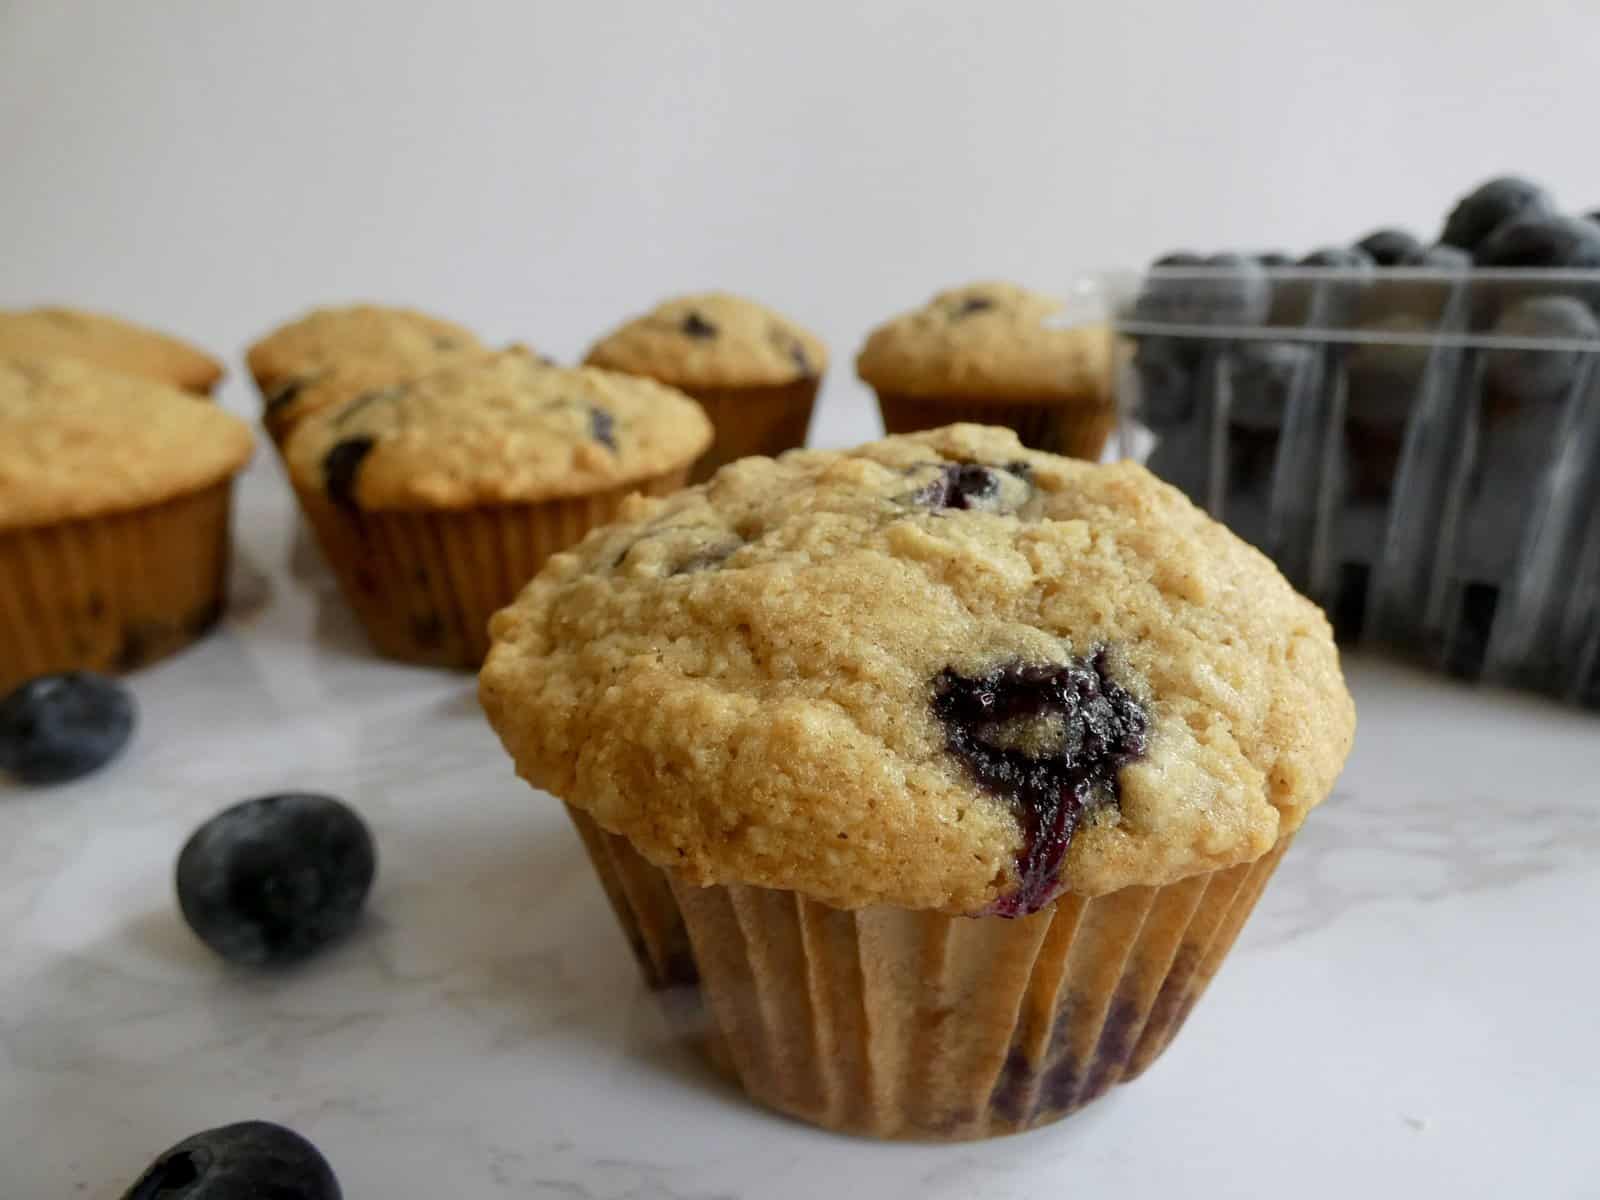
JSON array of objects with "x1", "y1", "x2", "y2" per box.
[
  {"x1": 565, "y1": 802, "x2": 1292, "y2": 1140},
  {"x1": 0, "y1": 481, "x2": 235, "y2": 691},
  {"x1": 875, "y1": 391, "x2": 1116, "y2": 462},
  {"x1": 681, "y1": 378, "x2": 819, "y2": 483},
  {"x1": 295, "y1": 470, "x2": 689, "y2": 669}
]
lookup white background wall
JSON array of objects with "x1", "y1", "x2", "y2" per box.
[{"x1": 5, "y1": 0, "x2": 1599, "y2": 447}]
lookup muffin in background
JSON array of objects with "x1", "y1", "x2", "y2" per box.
[
  {"x1": 480, "y1": 423, "x2": 1354, "y2": 1140},
  {"x1": 246, "y1": 302, "x2": 485, "y2": 399},
  {"x1": 284, "y1": 348, "x2": 711, "y2": 668},
  {"x1": 0, "y1": 356, "x2": 254, "y2": 690},
  {"x1": 585, "y1": 292, "x2": 825, "y2": 482},
  {"x1": 0, "y1": 307, "x2": 224, "y2": 395},
  {"x1": 857, "y1": 282, "x2": 1115, "y2": 460}
]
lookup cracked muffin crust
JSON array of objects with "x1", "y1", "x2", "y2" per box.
[
  {"x1": 0, "y1": 307, "x2": 223, "y2": 395},
  {"x1": 246, "y1": 303, "x2": 485, "y2": 398},
  {"x1": 480, "y1": 424, "x2": 1354, "y2": 915}
]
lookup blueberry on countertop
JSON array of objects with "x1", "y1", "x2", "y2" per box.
[
  {"x1": 177, "y1": 793, "x2": 376, "y2": 966},
  {"x1": 1356, "y1": 228, "x2": 1423, "y2": 266},
  {"x1": 0, "y1": 672, "x2": 134, "y2": 784},
  {"x1": 120, "y1": 1120, "x2": 340, "y2": 1200},
  {"x1": 1440, "y1": 176, "x2": 1555, "y2": 251},
  {"x1": 1485, "y1": 295, "x2": 1600, "y2": 406},
  {"x1": 1475, "y1": 213, "x2": 1600, "y2": 270}
]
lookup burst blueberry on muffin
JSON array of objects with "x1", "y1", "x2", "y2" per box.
[
  {"x1": 857, "y1": 283, "x2": 1116, "y2": 460},
  {"x1": 585, "y1": 292, "x2": 826, "y2": 483},
  {"x1": 480, "y1": 423, "x2": 1354, "y2": 1139},
  {"x1": 0, "y1": 356, "x2": 253, "y2": 689},
  {"x1": 283, "y1": 348, "x2": 711, "y2": 667}
]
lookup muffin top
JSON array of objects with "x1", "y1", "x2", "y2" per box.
[
  {"x1": 584, "y1": 292, "x2": 827, "y2": 389},
  {"x1": 260, "y1": 348, "x2": 499, "y2": 443},
  {"x1": 480, "y1": 424, "x2": 1354, "y2": 915},
  {"x1": 0, "y1": 356, "x2": 254, "y2": 530},
  {"x1": 246, "y1": 303, "x2": 485, "y2": 395},
  {"x1": 284, "y1": 348, "x2": 713, "y2": 511},
  {"x1": 0, "y1": 308, "x2": 223, "y2": 394},
  {"x1": 856, "y1": 282, "x2": 1112, "y2": 400}
]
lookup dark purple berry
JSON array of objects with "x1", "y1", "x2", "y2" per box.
[
  {"x1": 1399, "y1": 243, "x2": 1473, "y2": 270},
  {"x1": 1301, "y1": 246, "x2": 1374, "y2": 269},
  {"x1": 589, "y1": 405, "x2": 617, "y2": 451},
  {"x1": 1440, "y1": 176, "x2": 1555, "y2": 251},
  {"x1": 1485, "y1": 295, "x2": 1600, "y2": 406},
  {"x1": 681, "y1": 311, "x2": 718, "y2": 339},
  {"x1": 1475, "y1": 213, "x2": 1600, "y2": 270},
  {"x1": 120, "y1": 1120, "x2": 340, "y2": 1200},
  {"x1": 1356, "y1": 228, "x2": 1423, "y2": 266},
  {"x1": 932, "y1": 653, "x2": 1148, "y2": 916},
  {"x1": 0, "y1": 671, "x2": 134, "y2": 784},
  {"x1": 1230, "y1": 340, "x2": 1314, "y2": 432},
  {"x1": 912, "y1": 462, "x2": 1030, "y2": 511},
  {"x1": 177, "y1": 793, "x2": 376, "y2": 966},
  {"x1": 322, "y1": 436, "x2": 376, "y2": 513}
]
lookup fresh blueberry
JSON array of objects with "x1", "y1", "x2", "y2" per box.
[
  {"x1": 589, "y1": 405, "x2": 617, "y2": 451},
  {"x1": 1476, "y1": 213, "x2": 1600, "y2": 269},
  {"x1": 1135, "y1": 252, "x2": 1269, "y2": 327},
  {"x1": 1399, "y1": 243, "x2": 1473, "y2": 270},
  {"x1": 1132, "y1": 338, "x2": 1198, "y2": 426},
  {"x1": 1344, "y1": 313, "x2": 1436, "y2": 427},
  {"x1": 1485, "y1": 295, "x2": 1600, "y2": 407},
  {"x1": 120, "y1": 1120, "x2": 340, "y2": 1200},
  {"x1": 1229, "y1": 340, "x2": 1314, "y2": 431},
  {"x1": 322, "y1": 436, "x2": 376, "y2": 513},
  {"x1": 1356, "y1": 228, "x2": 1423, "y2": 266},
  {"x1": 932, "y1": 653, "x2": 1148, "y2": 916},
  {"x1": 1440, "y1": 176, "x2": 1555, "y2": 251},
  {"x1": 1301, "y1": 246, "x2": 1374, "y2": 269},
  {"x1": 177, "y1": 793, "x2": 376, "y2": 966},
  {"x1": 681, "y1": 311, "x2": 718, "y2": 339},
  {"x1": 0, "y1": 672, "x2": 135, "y2": 784}
]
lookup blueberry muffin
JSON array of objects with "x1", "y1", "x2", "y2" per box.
[
  {"x1": 0, "y1": 356, "x2": 254, "y2": 689},
  {"x1": 284, "y1": 348, "x2": 711, "y2": 667},
  {"x1": 857, "y1": 282, "x2": 1115, "y2": 460},
  {"x1": 480, "y1": 423, "x2": 1354, "y2": 1139},
  {"x1": 246, "y1": 303, "x2": 486, "y2": 436},
  {"x1": 585, "y1": 292, "x2": 825, "y2": 482},
  {"x1": 0, "y1": 307, "x2": 224, "y2": 395}
]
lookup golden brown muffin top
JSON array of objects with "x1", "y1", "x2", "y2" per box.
[
  {"x1": 283, "y1": 348, "x2": 712, "y2": 511},
  {"x1": 585, "y1": 292, "x2": 827, "y2": 389},
  {"x1": 856, "y1": 282, "x2": 1112, "y2": 401},
  {"x1": 481, "y1": 424, "x2": 1354, "y2": 915},
  {"x1": 246, "y1": 303, "x2": 485, "y2": 395},
  {"x1": 0, "y1": 308, "x2": 224, "y2": 394},
  {"x1": 0, "y1": 356, "x2": 253, "y2": 530}
]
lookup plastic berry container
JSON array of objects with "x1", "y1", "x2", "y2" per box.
[{"x1": 1112, "y1": 262, "x2": 1600, "y2": 708}]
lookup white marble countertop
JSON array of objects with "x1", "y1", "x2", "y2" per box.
[{"x1": 5, "y1": 453, "x2": 1599, "y2": 1199}]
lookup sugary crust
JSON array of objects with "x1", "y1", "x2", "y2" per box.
[{"x1": 585, "y1": 292, "x2": 827, "y2": 389}]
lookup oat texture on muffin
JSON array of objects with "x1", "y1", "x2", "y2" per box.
[
  {"x1": 246, "y1": 303, "x2": 485, "y2": 397},
  {"x1": 480, "y1": 424, "x2": 1354, "y2": 914},
  {"x1": 283, "y1": 348, "x2": 712, "y2": 510},
  {"x1": 585, "y1": 292, "x2": 826, "y2": 389},
  {"x1": 0, "y1": 307, "x2": 223, "y2": 394},
  {"x1": 855, "y1": 282, "x2": 1111, "y2": 399}
]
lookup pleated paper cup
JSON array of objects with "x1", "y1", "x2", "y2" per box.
[
  {"x1": 875, "y1": 391, "x2": 1116, "y2": 462},
  {"x1": 294, "y1": 470, "x2": 689, "y2": 669},
  {"x1": 565, "y1": 803, "x2": 1292, "y2": 1141},
  {"x1": 679, "y1": 378, "x2": 819, "y2": 483},
  {"x1": 0, "y1": 481, "x2": 235, "y2": 691}
]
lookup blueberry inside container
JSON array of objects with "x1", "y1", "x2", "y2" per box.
[{"x1": 1113, "y1": 263, "x2": 1600, "y2": 708}]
